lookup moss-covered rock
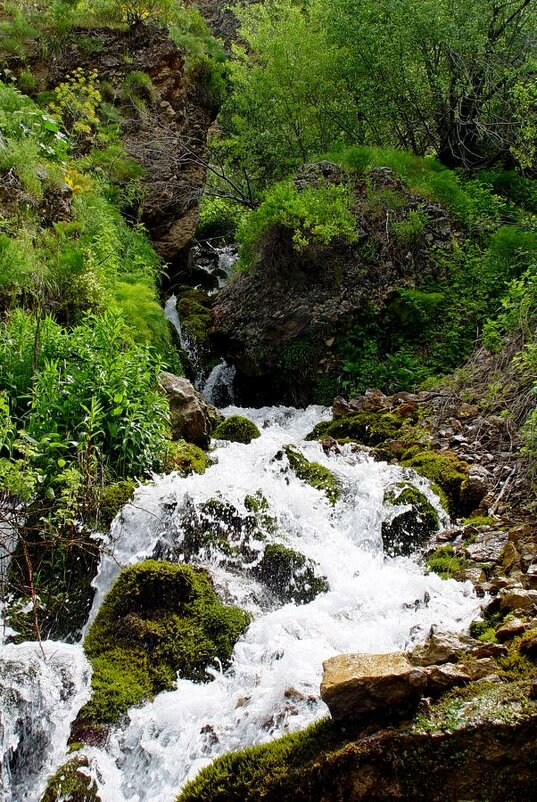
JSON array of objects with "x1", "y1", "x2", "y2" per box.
[
  {"x1": 253, "y1": 544, "x2": 329, "y2": 604},
  {"x1": 401, "y1": 450, "x2": 471, "y2": 517},
  {"x1": 40, "y1": 757, "x2": 100, "y2": 802},
  {"x1": 425, "y1": 545, "x2": 467, "y2": 579},
  {"x1": 163, "y1": 439, "x2": 210, "y2": 475},
  {"x1": 177, "y1": 289, "x2": 212, "y2": 344},
  {"x1": 306, "y1": 412, "x2": 406, "y2": 446},
  {"x1": 382, "y1": 482, "x2": 439, "y2": 557},
  {"x1": 213, "y1": 415, "x2": 261, "y2": 444},
  {"x1": 98, "y1": 480, "x2": 136, "y2": 529},
  {"x1": 178, "y1": 706, "x2": 537, "y2": 802},
  {"x1": 282, "y1": 445, "x2": 340, "y2": 504},
  {"x1": 78, "y1": 561, "x2": 250, "y2": 725}
]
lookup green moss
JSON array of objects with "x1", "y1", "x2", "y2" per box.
[
  {"x1": 382, "y1": 482, "x2": 439, "y2": 557},
  {"x1": 254, "y1": 543, "x2": 329, "y2": 604},
  {"x1": 213, "y1": 415, "x2": 261, "y2": 444},
  {"x1": 283, "y1": 445, "x2": 339, "y2": 504},
  {"x1": 425, "y1": 545, "x2": 466, "y2": 579},
  {"x1": 401, "y1": 450, "x2": 470, "y2": 517},
  {"x1": 177, "y1": 290, "x2": 212, "y2": 344},
  {"x1": 164, "y1": 440, "x2": 210, "y2": 475},
  {"x1": 460, "y1": 515, "x2": 495, "y2": 527},
  {"x1": 307, "y1": 411, "x2": 406, "y2": 445},
  {"x1": 40, "y1": 757, "x2": 100, "y2": 802},
  {"x1": 178, "y1": 719, "x2": 340, "y2": 802},
  {"x1": 244, "y1": 491, "x2": 270, "y2": 513},
  {"x1": 98, "y1": 480, "x2": 136, "y2": 529},
  {"x1": 78, "y1": 561, "x2": 250, "y2": 725}
]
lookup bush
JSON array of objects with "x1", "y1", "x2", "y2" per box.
[{"x1": 237, "y1": 180, "x2": 357, "y2": 270}]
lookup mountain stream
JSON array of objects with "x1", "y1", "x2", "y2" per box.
[{"x1": 0, "y1": 404, "x2": 481, "y2": 802}]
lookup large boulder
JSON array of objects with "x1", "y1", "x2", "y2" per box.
[
  {"x1": 320, "y1": 653, "x2": 427, "y2": 720},
  {"x1": 159, "y1": 371, "x2": 213, "y2": 447},
  {"x1": 321, "y1": 651, "x2": 472, "y2": 722}
]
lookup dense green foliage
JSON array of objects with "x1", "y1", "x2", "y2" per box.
[{"x1": 215, "y1": 0, "x2": 536, "y2": 195}]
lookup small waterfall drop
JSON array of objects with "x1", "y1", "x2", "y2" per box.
[
  {"x1": 202, "y1": 361, "x2": 236, "y2": 406},
  {"x1": 163, "y1": 294, "x2": 206, "y2": 389}
]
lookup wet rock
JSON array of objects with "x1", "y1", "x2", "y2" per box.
[
  {"x1": 159, "y1": 371, "x2": 212, "y2": 447},
  {"x1": 465, "y1": 529, "x2": 508, "y2": 562},
  {"x1": 410, "y1": 629, "x2": 478, "y2": 666},
  {"x1": 495, "y1": 617, "x2": 527, "y2": 642},
  {"x1": 321, "y1": 653, "x2": 428, "y2": 720},
  {"x1": 422, "y1": 662, "x2": 471, "y2": 691},
  {"x1": 253, "y1": 543, "x2": 328, "y2": 605},
  {"x1": 382, "y1": 482, "x2": 439, "y2": 557}
]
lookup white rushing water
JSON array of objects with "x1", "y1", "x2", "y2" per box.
[
  {"x1": 66, "y1": 404, "x2": 480, "y2": 802},
  {"x1": 0, "y1": 642, "x2": 91, "y2": 802}
]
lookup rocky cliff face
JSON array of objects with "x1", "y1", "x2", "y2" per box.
[
  {"x1": 211, "y1": 164, "x2": 458, "y2": 405},
  {"x1": 18, "y1": 24, "x2": 214, "y2": 265}
]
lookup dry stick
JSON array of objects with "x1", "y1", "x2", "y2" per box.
[
  {"x1": 20, "y1": 537, "x2": 45, "y2": 659},
  {"x1": 490, "y1": 464, "x2": 517, "y2": 515}
]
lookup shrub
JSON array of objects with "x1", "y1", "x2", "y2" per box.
[{"x1": 237, "y1": 180, "x2": 357, "y2": 270}]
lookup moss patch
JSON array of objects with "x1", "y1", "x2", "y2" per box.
[
  {"x1": 98, "y1": 480, "x2": 136, "y2": 529},
  {"x1": 401, "y1": 450, "x2": 470, "y2": 517},
  {"x1": 382, "y1": 482, "x2": 439, "y2": 557},
  {"x1": 283, "y1": 445, "x2": 340, "y2": 504},
  {"x1": 78, "y1": 560, "x2": 250, "y2": 725},
  {"x1": 177, "y1": 290, "x2": 212, "y2": 344},
  {"x1": 40, "y1": 757, "x2": 100, "y2": 802},
  {"x1": 306, "y1": 411, "x2": 406, "y2": 446},
  {"x1": 163, "y1": 440, "x2": 210, "y2": 475},
  {"x1": 425, "y1": 545, "x2": 467, "y2": 579},
  {"x1": 213, "y1": 415, "x2": 261, "y2": 444}
]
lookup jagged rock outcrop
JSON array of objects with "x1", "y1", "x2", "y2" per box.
[
  {"x1": 211, "y1": 165, "x2": 457, "y2": 405},
  {"x1": 11, "y1": 24, "x2": 214, "y2": 264}
]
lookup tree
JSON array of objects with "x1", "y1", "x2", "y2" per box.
[{"x1": 324, "y1": 0, "x2": 537, "y2": 169}]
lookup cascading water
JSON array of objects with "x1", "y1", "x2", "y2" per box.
[
  {"x1": 0, "y1": 642, "x2": 91, "y2": 802},
  {"x1": 164, "y1": 246, "x2": 239, "y2": 399},
  {"x1": 201, "y1": 361, "x2": 236, "y2": 406},
  {"x1": 66, "y1": 404, "x2": 479, "y2": 802},
  {"x1": 163, "y1": 294, "x2": 206, "y2": 388}
]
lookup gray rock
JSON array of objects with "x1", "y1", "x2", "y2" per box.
[
  {"x1": 465, "y1": 530, "x2": 508, "y2": 562},
  {"x1": 410, "y1": 629, "x2": 478, "y2": 666},
  {"x1": 159, "y1": 371, "x2": 212, "y2": 447}
]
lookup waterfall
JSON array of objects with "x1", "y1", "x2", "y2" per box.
[
  {"x1": 0, "y1": 642, "x2": 91, "y2": 802},
  {"x1": 68, "y1": 404, "x2": 478, "y2": 802},
  {"x1": 163, "y1": 294, "x2": 206, "y2": 389},
  {"x1": 201, "y1": 361, "x2": 236, "y2": 406}
]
